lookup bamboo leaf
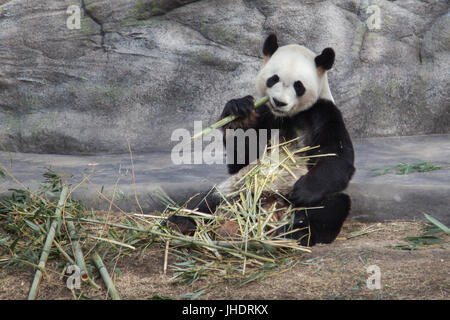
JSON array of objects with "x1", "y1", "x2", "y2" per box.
[
  {"x1": 24, "y1": 219, "x2": 41, "y2": 233},
  {"x1": 404, "y1": 236, "x2": 444, "y2": 246},
  {"x1": 179, "y1": 289, "x2": 205, "y2": 300},
  {"x1": 423, "y1": 213, "x2": 450, "y2": 234}
]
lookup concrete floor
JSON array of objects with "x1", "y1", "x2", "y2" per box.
[{"x1": 0, "y1": 134, "x2": 449, "y2": 224}]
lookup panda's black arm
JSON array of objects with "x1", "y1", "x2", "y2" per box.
[
  {"x1": 220, "y1": 97, "x2": 273, "y2": 174},
  {"x1": 290, "y1": 103, "x2": 355, "y2": 205}
]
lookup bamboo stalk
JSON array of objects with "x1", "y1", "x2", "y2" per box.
[
  {"x1": 191, "y1": 96, "x2": 269, "y2": 139},
  {"x1": 155, "y1": 230, "x2": 276, "y2": 263},
  {"x1": 345, "y1": 228, "x2": 384, "y2": 239},
  {"x1": 61, "y1": 216, "x2": 309, "y2": 258},
  {"x1": 169, "y1": 238, "x2": 310, "y2": 253},
  {"x1": 87, "y1": 235, "x2": 136, "y2": 250},
  {"x1": 91, "y1": 252, "x2": 121, "y2": 300},
  {"x1": 53, "y1": 240, "x2": 75, "y2": 265},
  {"x1": 35, "y1": 220, "x2": 75, "y2": 266},
  {"x1": 163, "y1": 240, "x2": 169, "y2": 275},
  {"x1": 28, "y1": 185, "x2": 69, "y2": 300},
  {"x1": 5, "y1": 212, "x2": 145, "y2": 233},
  {"x1": 66, "y1": 217, "x2": 101, "y2": 290},
  {"x1": 66, "y1": 218, "x2": 87, "y2": 278}
]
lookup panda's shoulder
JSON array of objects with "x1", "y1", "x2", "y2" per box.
[
  {"x1": 308, "y1": 99, "x2": 344, "y2": 123},
  {"x1": 311, "y1": 99, "x2": 342, "y2": 114}
]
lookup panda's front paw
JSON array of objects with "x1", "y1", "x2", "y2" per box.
[
  {"x1": 290, "y1": 176, "x2": 324, "y2": 206},
  {"x1": 220, "y1": 96, "x2": 259, "y2": 130},
  {"x1": 221, "y1": 95, "x2": 255, "y2": 119}
]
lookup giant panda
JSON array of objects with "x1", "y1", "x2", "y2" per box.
[{"x1": 169, "y1": 34, "x2": 355, "y2": 246}]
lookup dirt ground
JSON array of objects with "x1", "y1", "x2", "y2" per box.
[{"x1": 0, "y1": 220, "x2": 448, "y2": 300}]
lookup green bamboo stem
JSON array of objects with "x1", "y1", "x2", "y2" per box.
[
  {"x1": 86, "y1": 235, "x2": 136, "y2": 250},
  {"x1": 28, "y1": 185, "x2": 69, "y2": 300},
  {"x1": 192, "y1": 96, "x2": 269, "y2": 140},
  {"x1": 10, "y1": 212, "x2": 145, "y2": 233},
  {"x1": 35, "y1": 220, "x2": 76, "y2": 266},
  {"x1": 66, "y1": 216, "x2": 101, "y2": 290},
  {"x1": 66, "y1": 218, "x2": 88, "y2": 277},
  {"x1": 92, "y1": 252, "x2": 121, "y2": 300},
  {"x1": 53, "y1": 240, "x2": 75, "y2": 265}
]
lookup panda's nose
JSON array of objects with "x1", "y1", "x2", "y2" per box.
[{"x1": 273, "y1": 98, "x2": 287, "y2": 108}]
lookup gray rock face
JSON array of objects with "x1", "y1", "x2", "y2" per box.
[{"x1": 0, "y1": 0, "x2": 449, "y2": 154}]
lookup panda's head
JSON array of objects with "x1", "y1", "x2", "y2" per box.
[{"x1": 256, "y1": 34, "x2": 335, "y2": 117}]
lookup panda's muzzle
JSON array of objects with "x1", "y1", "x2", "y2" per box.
[{"x1": 272, "y1": 98, "x2": 287, "y2": 108}]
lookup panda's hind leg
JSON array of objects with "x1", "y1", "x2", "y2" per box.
[{"x1": 280, "y1": 193, "x2": 351, "y2": 246}]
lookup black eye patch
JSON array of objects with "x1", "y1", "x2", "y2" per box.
[
  {"x1": 266, "y1": 74, "x2": 279, "y2": 88},
  {"x1": 293, "y1": 81, "x2": 305, "y2": 97}
]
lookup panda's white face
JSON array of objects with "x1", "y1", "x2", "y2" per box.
[{"x1": 256, "y1": 45, "x2": 330, "y2": 117}]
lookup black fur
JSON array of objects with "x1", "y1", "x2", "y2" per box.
[
  {"x1": 263, "y1": 34, "x2": 279, "y2": 57},
  {"x1": 266, "y1": 74, "x2": 279, "y2": 88},
  {"x1": 315, "y1": 48, "x2": 335, "y2": 70},
  {"x1": 224, "y1": 97, "x2": 354, "y2": 181},
  {"x1": 276, "y1": 193, "x2": 351, "y2": 246},
  {"x1": 293, "y1": 80, "x2": 305, "y2": 97}
]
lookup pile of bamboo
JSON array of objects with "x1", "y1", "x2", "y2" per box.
[
  {"x1": 156, "y1": 139, "x2": 337, "y2": 284},
  {"x1": 0, "y1": 138, "x2": 330, "y2": 298}
]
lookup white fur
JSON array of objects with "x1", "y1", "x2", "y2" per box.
[
  {"x1": 256, "y1": 44, "x2": 334, "y2": 117},
  {"x1": 217, "y1": 145, "x2": 308, "y2": 198}
]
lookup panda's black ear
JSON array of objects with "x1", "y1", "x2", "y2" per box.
[
  {"x1": 315, "y1": 48, "x2": 335, "y2": 70},
  {"x1": 263, "y1": 34, "x2": 278, "y2": 57}
]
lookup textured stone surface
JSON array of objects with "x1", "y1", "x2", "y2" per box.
[
  {"x1": 1, "y1": 135, "x2": 449, "y2": 225},
  {"x1": 348, "y1": 134, "x2": 450, "y2": 224},
  {"x1": 0, "y1": 0, "x2": 448, "y2": 154}
]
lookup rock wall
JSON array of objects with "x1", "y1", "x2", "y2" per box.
[{"x1": 0, "y1": 0, "x2": 448, "y2": 154}]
